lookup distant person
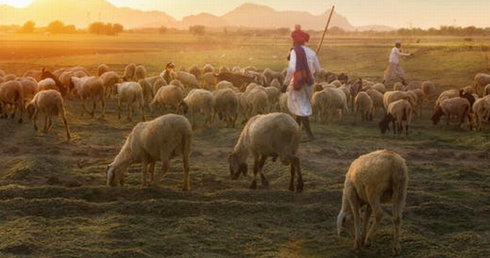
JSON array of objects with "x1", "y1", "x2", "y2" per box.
[
  {"x1": 382, "y1": 40, "x2": 413, "y2": 86},
  {"x1": 282, "y1": 26, "x2": 321, "y2": 142}
]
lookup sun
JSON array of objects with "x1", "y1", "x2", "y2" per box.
[{"x1": 0, "y1": 0, "x2": 32, "y2": 8}]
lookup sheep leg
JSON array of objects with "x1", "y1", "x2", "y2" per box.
[
  {"x1": 141, "y1": 160, "x2": 149, "y2": 187},
  {"x1": 361, "y1": 205, "x2": 373, "y2": 246},
  {"x1": 257, "y1": 155, "x2": 268, "y2": 188},
  {"x1": 250, "y1": 155, "x2": 260, "y2": 189},
  {"x1": 364, "y1": 198, "x2": 385, "y2": 248},
  {"x1": 61, "y1": 111, "x2": 71, "y2": 140},
  {"x1": 117, "y1": 100, "x2": 122, "y2": 119},
  {"x1": 152, "y1": 160, "x2": 170, "y2": 187},
  {"x1": 292, "y1": 156, "x2": 303, "y2": 193},
  {"x1": 32, "y1": 109, "x2": 40, "y2": 131},
  {"x1": 392, "y1": 209, "x2": 402, "y2": 256},
  {"x1": 348, "y1": 195, "x2": 363, "y2": 250},
  {"x1": 148, "y1": 162, "x2": 155, "y2": 184}
]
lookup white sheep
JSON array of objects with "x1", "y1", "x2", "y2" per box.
[
  {"x1": 366, "y1": 89, "x2": 384, "y2": 117},
  {"x1": 200, "y1": 72, "x2": 217, "y2": 91},
  {"x1": 228, "y1": 112, "x2": 303, "y2": 192},
  {"x1": 431, "y1": 97, "x2": 471, "y2": 128},
  {"x1": 337, "y1": 149, "x2": 408, "y2": 256},
  {"x1": 70, "y1": 76, "x2": 105, "y2": 117},
  {"x1": 212, "y1": 87, "x2": 238, "y2": 128},
  {"x1": 149, "y1": 85, "x2": 184, "y2": 115},
  {"x1": 203, "y1": 64, "x2": 215, "y2": 73},
  {"x1": 134, "y1": 65, "x2": 147, "y2": 81},
  {"x1": 116, "y1": 82, "x2": 146, "y2": 122},
  {"x1": 175, "y1": 71, "x2": 200, "y2": 89},
  {"x1": 181, "y1": 88, "x2": 214, "y2": 129},
  {"x1": 354, "y1": 91, "x2": 373, "y2": 122},
  {"x1": 421, "y1": 80, "x2": 436, "y2": 103},
  {"x1": 241, "y1": 85, "x2": 269, "y2": 122},
  {"x1": 434, "y1": 88, "x2": 459, "y2": 109},
  {"x1": 37, "y1": 78, "x2": 59, "y2": 92},
  {"x1": 26, "y1": 89, "x2": 71, "y2": 140},
  {"x1": 471, "y1": 95, "x2": 490, "y2": 131},
  {"x1": 106, "y1": 113, "x2": 192, "y2": 189},
  {"x1": 0, "y1": 80, "x2": 25, "y2": 123}
]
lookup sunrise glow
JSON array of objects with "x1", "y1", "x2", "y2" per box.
[{"x1": 0, "y1": 0, "x2": 31, "y2": 8}]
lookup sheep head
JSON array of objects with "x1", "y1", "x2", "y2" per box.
[
  {"x1": 336, "y1": 210, "x2": 354, "y2": 238},
  {"x1": 431, "y1": 107, "x2": 444, "y2": 125},
  {"x1": 228, "y1": 153, "x2": 248, "y2": 180},
  {"x1": 378, "y1": 114, "x2": 394, "y2": 134},
  {"x1": 106, "y1": 164, "x2": 124, "y2": 187}
]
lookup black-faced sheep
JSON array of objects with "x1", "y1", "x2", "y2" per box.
[
  {"x1": 379, "y1": 99, "x2": 412, "y2": 135},
  {"x1": 26, "y1": 89, "x2": 71, "y2": 140},
  {"x1": 228, "y1": 112, "x2": 303, "y2": 192},
  {"x1": 337, "y1": 149, "x2": 408, "y2": 256},
  {"x1": 116, "y1": 82, "x2": 145, "y2": 122},
  {"x1": 106, "y1": 113, "x2": 192, "y2": 189}
]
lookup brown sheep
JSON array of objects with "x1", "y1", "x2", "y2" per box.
[
  {"x1": 0, "y1": 80, "x2": 25, "y2": 123},
  {"x1": 70, "y1": 76, "x2": 106, "y2": 117}
]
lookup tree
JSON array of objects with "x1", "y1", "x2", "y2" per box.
[
  {"x1": 159, "y1": 26, "x2": 168, "y2": 34},
  {"x1": 89, "y1": 22, "x2": 105, "y2": 35},
  {"x1": 112, "y1": 23, "x2": 123, "y2": 35},
  {"x1": 189, "y1": 25, "x2": 205, "y2": 36},
  {"x1": 20, "y1": 21, "x2": 35, "y2": 33},
  {"x1": 47, "y1": 20, "x2": 65, "y2": 34}
]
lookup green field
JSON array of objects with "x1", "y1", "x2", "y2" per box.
[{"x1": 0, "y1": 32, "x2": 489, "y2": 257}]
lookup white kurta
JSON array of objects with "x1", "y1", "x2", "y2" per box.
[{"x1": 283, "y1": 45, "x2": 321, "y2": 117}]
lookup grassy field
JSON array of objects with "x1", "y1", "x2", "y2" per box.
[{"x1": 0, "y1": 32, "x2": 490, "y2": 257}]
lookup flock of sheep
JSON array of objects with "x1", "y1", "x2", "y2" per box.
[{"x1": 1, "y1": 62, "x2": 490, "y2": 256}]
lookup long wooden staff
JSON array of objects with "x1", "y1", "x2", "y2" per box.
[{"x1": 316, "y1": 5, "x2": 335, "y2": 54}]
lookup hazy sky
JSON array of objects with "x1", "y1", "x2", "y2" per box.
[{"x1": 1, "y1": 0, "x2": 488, "y2": 29}]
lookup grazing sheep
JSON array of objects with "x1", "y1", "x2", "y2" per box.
[
  {"x1": 264, "y1": 86, "x2": 280, "y2": 111},
  {"x1": 99, "y1": 71, "x2": 120, "y2": 98},
  {"x1": 371, "y1": 82, "x2": 386, "y2": 94},
  {"x1": 383, "y1": 90, "x2": 414, "y2": 111},
  {"x1": 200, "y1": 72, "x2": 217, "y2": 91},
  {"x1": 0, "y1": 80, "x2": 25, "y2": 123},
  {"x1": 70, "y1": 76, "x2": 105, "y2": 117},
  {"x1": 262, "y1": 68, "x2": 284, "y2": 86},
  {"x1": 354, "y1": 91, "x2": 373, "y2": 122},
  {"x1": 188, "y1": 64, "x2": 202, "y2": 80},
  {"x1": 203, "y1": 64, "x2": 215, "y2": 73},
  {"x1": 40, "y1": 68, "x2": 66, "y2": 96},
  {"x1": 379, "y1": 99, "x2": 412, "y2": 135},
  {"x1": 325, "y1": 87, "x2": 349, "y2": 122},
  {"x1": 484, "y1": 84, "x2": 490, "y2": 96},
  {"x1": 215, "y1": 80, "x2": 236, "y2": 91},
  {"x1": 149, "y1": 85, "x2": 184, "y2": 115},
  {"x1": 116, "y1": 82, "x2": 145, "y2": 122},
  {"x1": 241, "y1": 85, "x2": 269, "y2": 122},
  {"x1": 106, "y1": 114, "x2": 192, "y2": 189},
  {"x1": 311, "y1": 89, "x2": 329, "y2": 123},
  {"x1": 431, "y1": 97, "x2": 471, "y2": 128},
  {"x1": 181, "y1": 89, "x2": 214, "y2": 129},
  {"x1": 337, "y1": 149, "x2": 408, "y2": 256},
  {"x1": 137, "y1": 78, "x2": 154, "y2": 106},
  {"x1": 59, "y1": 67, "x2": 90, "y2": 95},
  {"x1": 228, "y1": 112, "x2": 303, "y2": 192},
  {"x1": 474, "y1": 73, "x2": 490, "y2": 97},
  {"x1": 212, "y1": 88, "x2": 238, "y2": 127},
  {"x1": 18, "y1": 77, "x2": 39, "y2": 102},
  {"x1": 434, "y1": 88, "x2": 459, "y2": 109},
  {"x1": 122, "y1": 63, "x2": 137, "y2": 81},
  {"x1": 25, "y1": 90, "x2": 71, "y2": 139}
]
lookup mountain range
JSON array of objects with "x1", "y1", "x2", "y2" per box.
[{"x1": 0, "y1": 0, "x2": 394, "y2": 31}]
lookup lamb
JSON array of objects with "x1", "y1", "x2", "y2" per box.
[
  {"x1": 337, "y1": 149, "x2": 408, "y2": 256},
  {"x1": 379, "y1": 99, "x2": 413, "y2": 135},
  {"x1": 474, "y1": 73, "x2": 490, "y2": 97},
  {"x1": 25, "y1": 89, "x2": 71, "y2": 139},
  {"x1": 228, "y1": 112, "x2": 303, "y2": 192},
  {"x1": 431, "y1": 97, "x2": 471, "y2": 128},
  {"x1": 106, "y1": 114, "x2": 192, "y2": 189},
  {"x1": 354, "y1": 91, "x2": 374, "y2": 122},
  {"x1": 181, "y1": 88, "x2": 214, "y2": 129},
  {"x1": 70, "y1": 76, "x2": 105, "y2": 117},
  {"x1": 116, "y1": 82, "x2": 145, "y2": 121},
  {"x1": 212, "y1": 87, "x2": 238, "y2": 127},
  {"x1": 149, "y1": 85, "x2": 184, "y2": 115},
  {"x1": 0, "y1": 80, "x2": 25, "y2": 123}
]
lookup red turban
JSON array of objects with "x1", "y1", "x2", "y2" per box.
[{"x1": 291, "y1": 29, "x2": 309, "y2": 45}]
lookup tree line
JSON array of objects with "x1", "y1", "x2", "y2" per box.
[{"x1": 18, "y1": 20, "x2": 124, "y2": 35}]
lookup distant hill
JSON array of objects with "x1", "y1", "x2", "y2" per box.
[{"x1": 0, "y1": 0, "x2": 380, "y2": 32}]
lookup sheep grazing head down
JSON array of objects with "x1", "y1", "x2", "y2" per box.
[
  {"x1": 228, "y1": 153, "x2": 248, "y2": 180},
  {"x1": 337, "y1": 210, "x2": 355, "y2": 238},
  {"x1": 106, "y1": 164, "x2": 124, "y2": 187}
]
